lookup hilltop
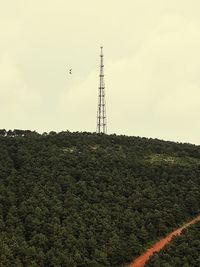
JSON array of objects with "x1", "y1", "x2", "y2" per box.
[{"x1": 0, "y1": 130, "x2": 200, "y2": 266}]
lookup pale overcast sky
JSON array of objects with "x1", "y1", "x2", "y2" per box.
[{"x1": 1, "y1": 0, "x2": 200, "y2": 144}]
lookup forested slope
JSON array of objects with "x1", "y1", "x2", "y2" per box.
[
  {"x1": 146, "y1": 222, "x2": 200, "y2": 267},
  {"x1": 0, "y1": 130, "x2": 200, "y2": 266}
]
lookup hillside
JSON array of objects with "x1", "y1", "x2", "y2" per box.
[
  {"x1": 0, "y1": 130, "x2": 200, "y2": 266},
  {"x1": 146, "y1": 222, "x2": 200, "y2": 267}
]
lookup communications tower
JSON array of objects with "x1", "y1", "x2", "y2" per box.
[{"x1": 96, "y1": 46, "x2": 107, "y2": 134}]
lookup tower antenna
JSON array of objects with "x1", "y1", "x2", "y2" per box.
[{"x1": 96, "y1": 46, "x2": 107, "y2": 134}]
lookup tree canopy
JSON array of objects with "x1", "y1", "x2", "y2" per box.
[{"x1": 0, "y1": 130, "x2": 200, "y2": 266}]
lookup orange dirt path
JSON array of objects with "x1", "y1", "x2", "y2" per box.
[{"x1": 127, "y1": 215, "x2": 200, "y2": 267}]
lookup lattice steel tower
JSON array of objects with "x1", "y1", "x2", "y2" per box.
[{"x1": 96, "y1": 46, "x2": 107, "y2": 134}]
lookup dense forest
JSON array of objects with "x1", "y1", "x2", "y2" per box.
[
  {"x1": 146, "y1": 222, "x2": 200, "y2": 267},
  {"x1": 0, "y1": 129, "x2": 200, "y2": 266}
]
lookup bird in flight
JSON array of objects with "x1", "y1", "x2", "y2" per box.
[{"x1": 69, "y1": 69, "x2": 72, "y2": 74}]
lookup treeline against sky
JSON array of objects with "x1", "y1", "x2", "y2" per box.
[{"x1": 0, "y1": 130, "x2": 200, "y2": 266}]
